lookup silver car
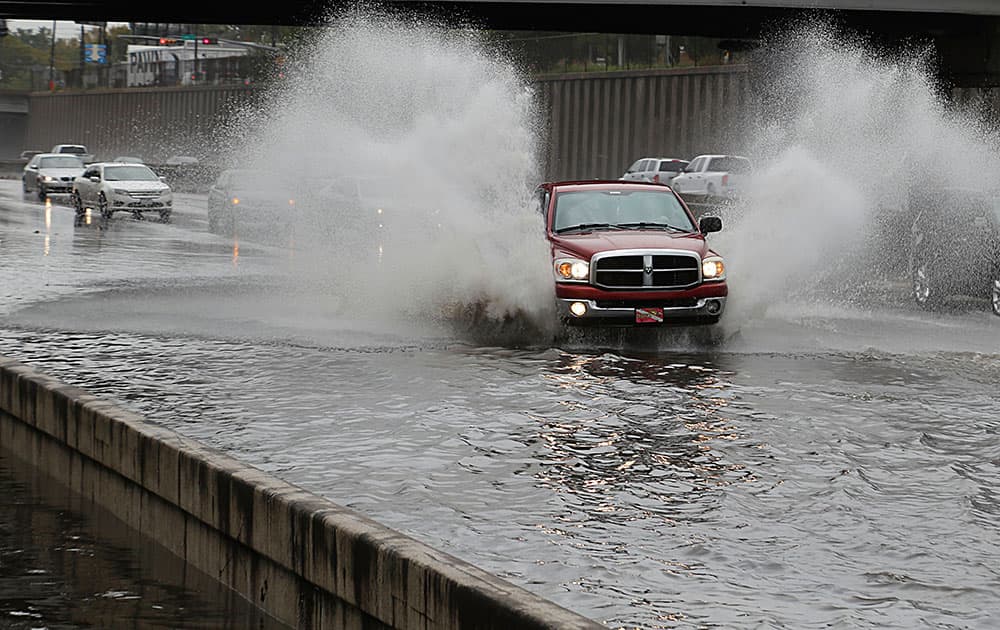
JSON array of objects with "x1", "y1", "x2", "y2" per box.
[
  {"x1": 22, "y1": 153, "x2": 86, "y2": 201},
  {"x1": 71, "y1": 162, "x2": 173, "y2": 222}
]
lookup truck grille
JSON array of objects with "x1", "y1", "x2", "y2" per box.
[
  {"x1": 595, "y1": 298, "x2": 699, "y2": 308},
  {"x1": 593, "y1": 251, "x2": 700, "y2": 289}
]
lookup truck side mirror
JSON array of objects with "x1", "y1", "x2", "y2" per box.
[{"x1": 699, "y1": 216, "x2": 723, "y2": 233}]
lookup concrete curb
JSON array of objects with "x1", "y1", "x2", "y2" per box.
[{"x1": 0, "y1": 355, "x2": 603, "y2": 630}]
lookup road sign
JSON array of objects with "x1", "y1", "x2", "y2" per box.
[{"x1": 85, "y1": 43, "x2": 108, "y2": 64}]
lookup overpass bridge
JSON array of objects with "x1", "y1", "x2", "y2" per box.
[{"x1": 4, "y1": 1, "x2": 1000, "y2": 85}]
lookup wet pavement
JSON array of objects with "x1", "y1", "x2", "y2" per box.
[
  {"x1": 0, "y1": 446, "x2": 292, "y2": 630},
  {"x1": 0, "y1": 180, "x2": 998, "y2": 629}
]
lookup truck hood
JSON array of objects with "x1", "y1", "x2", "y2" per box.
[
  {"x1": 109, "y1": 180, "x2": 170, "y2": 193},
  {"x1": 39, "y1": 167, "x2": 85, "y2": 178},
  {"x1": 550, "y1": 230, "x2": 711, "y2": 259}
]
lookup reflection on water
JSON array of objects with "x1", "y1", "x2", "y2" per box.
[
  {"x1": 535, "y1": 352, "x2": 748, "y2": 528},
  {"x1": 0, "y1": 447, "x2": 291, "y2": 630},
  {"x1": 1, "y1": 326, "x2": 997, "y2": 628}
]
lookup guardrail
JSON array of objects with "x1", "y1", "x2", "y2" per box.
[
  {"x1": 0, "y1": 356, "x2": 602, "y2": 630},
  {"x1": 0, "y1": 160, "x2": 218, "y2": 193}
]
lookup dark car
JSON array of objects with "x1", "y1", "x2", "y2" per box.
[
  {"x1": 206, "y1": 168, "x2": 298, "y2": 235},
  {"x1": 537, "y1": 180, "x2": 728, "y2": 326},
  {"x1": 908, "y1": 186, "x2": 1000, "y2": 316}
]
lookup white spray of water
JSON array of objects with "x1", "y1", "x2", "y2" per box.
[
  {"x1": 223, "y1": 10, "x2": 555, "y2": 334},
  {"x1": 715, "y1": 21, "x2": 1000, "y2": 321}
]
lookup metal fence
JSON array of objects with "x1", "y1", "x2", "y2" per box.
[
  {"x1": 536, "y1": 65, "x2": 752, "y2": 181},
  {"x1": 19, "y1": 65, "x2": 755, "y2": 180}
]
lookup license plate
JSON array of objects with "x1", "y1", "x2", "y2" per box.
[{"x1": 635, "y1": 307, "x2": 664, "y2": 324}]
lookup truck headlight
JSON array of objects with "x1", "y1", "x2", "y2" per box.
[
  {"x1": 554, "y1": 258, "x2": 590, "y2": 281},
  {"x1": 702, "y1": 256, "x2": 726, "y2": 280}
]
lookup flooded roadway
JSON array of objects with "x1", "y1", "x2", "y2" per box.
[
  {"x1": 0, "y1": 446, "x2": 292, "y2": 630},
  {"x1": 1, "y1": 180, "x2": 998, "y2": 629}
]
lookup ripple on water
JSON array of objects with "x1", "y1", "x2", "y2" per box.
[{"x1": 0, "y1": 326, "x2": 998, "y2": 628}]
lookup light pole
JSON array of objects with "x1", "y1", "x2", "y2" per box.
[
  {"x1": 193, "y1": 25, "x2": 198, "y2": 82},
  {"x1": 48, "y1": 20, "x2": 56, "y2": 90}
]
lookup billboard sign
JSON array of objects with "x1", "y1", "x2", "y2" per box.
[{"x1": 85, "y1": 43, "x2": 108, "y2": 64}]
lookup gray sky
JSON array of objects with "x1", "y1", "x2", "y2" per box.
[{"x1": 7, "y1": 20, "x2": 129, "y2": 39}]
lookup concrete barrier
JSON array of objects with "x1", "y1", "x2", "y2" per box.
[
  {"x1": 1, "y1": 159, "x2": 27, "y2": 179},
  {"x1": 0, "y1": 355, "x2": 602, "y2": 630}
]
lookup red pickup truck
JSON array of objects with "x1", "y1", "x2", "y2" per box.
[{"x1": 536, "y1": 180, "x2": 728, "y2": 326}]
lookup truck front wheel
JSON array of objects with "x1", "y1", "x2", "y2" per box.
[
  {"x1": 991, "y1": 270, "x2": 1000, "y2": 317},
  {"x1": 911, "y1": 248, "x2": 943, "y2": 310}
]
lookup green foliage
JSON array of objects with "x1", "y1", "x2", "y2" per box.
[{"x1": 0, "y1": 24, "x2": 743, "y2": 91}]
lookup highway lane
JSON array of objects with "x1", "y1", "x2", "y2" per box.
[{"x1": 1, "y1": 178, "x2": 998, "y2": 629}]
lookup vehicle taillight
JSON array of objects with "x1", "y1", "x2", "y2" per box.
[
  {"x1": 722, "y1": 174, "x2": 729, "y2": 187},
  {"x1": 653, "y1": 173, "x2": 660, "y2": 183}
]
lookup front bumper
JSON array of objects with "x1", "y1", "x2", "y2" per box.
[
  {"x1": 558, "y1": 296, "x2": 726, "y2": 325},
  {"x1": 555, "y1": 280, "x2": 728, "y2": 326},
  {"x1": 111, "y1": 195, "x2": 172, "y2": 209},
  {"x1": 39, "y1": 181, "x2": 74, "y2": 193}
]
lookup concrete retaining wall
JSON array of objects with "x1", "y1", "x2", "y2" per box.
[
  {"x1": 0, "y1": 355, "x2": 602, "y2": 630},
  {"x1": 13, "y1": 67, "x2": 754, "y2": 180},
  {"x1": 536, "y1": 65, "x2": 752, "y2": 181}
]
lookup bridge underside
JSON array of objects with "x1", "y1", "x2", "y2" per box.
[{"x1": 4, "y1": 2, "x2": 1000, "y2": 86}]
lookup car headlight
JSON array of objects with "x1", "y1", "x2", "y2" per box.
[
  {"x1": 113, "y1": 188, "x2": 129, "y2": 195},
  {"x1": 702, "y1": 256, "x2": 726, "y2": 280},
  {"x1": 554, "y1": 257, "x2": 590, "y2": 281},
  {"x1": 41, "y1": 175, "x2": 54, "y2": 182}
]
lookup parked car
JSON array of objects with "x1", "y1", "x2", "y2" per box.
[
  {"x1": 671, "y1": 154, "x2": 752, "y2": 200},
  {"x1": 620, "y1": 157, "x2": 689, "y2": 185},
  {"x1": 536, "y1": 179, "x2": 728, "y2": 326},
  {"x1": 71, "y1": 162, "x2": 173, "y2": 222},
  {"x1": 207, "y1": 168, "x2": 297, "y2": 234},
  {"x1": 50, "y1": 144, "x2": 95, "y2": 164},
  {"x1": 22, "y1": 153, "x2": 86, "y2": 200},
  {"x1": 908, "y1": 186, "x2": 1000, "y2": 316}
]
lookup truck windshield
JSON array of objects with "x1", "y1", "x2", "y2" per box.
[
  {"x1": 104, "y1": 165, "x2": 158, "y2": 181},
  {"x1": 39, "y1": 156, "x2": 83, "y2": 168},
  {"x1": 708, "y1": 157, "x2": 751, "y2": 173},
  {"x1": 553, "y1": 189, "x2": 695, "y2": 232}
]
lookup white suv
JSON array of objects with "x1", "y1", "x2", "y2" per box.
[
  {"x1": 620, "y1": 157, "x2": 689, "y2": 186},
  {"x1": 72, "y1": 162, "x2": 173, "y2": 222}
]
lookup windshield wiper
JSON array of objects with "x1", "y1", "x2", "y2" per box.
[
  {"x1": 614, "y1": 221, "x2": 693, "y2": 232},
  {"x1": 555, "y1": 222, "x2": 627, "y2": 233}
]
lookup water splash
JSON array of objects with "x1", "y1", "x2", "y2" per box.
[
  {"x1": 715, "y1": 19, "x2": 1000, "y2": 320},
  {"x1": 222, "y1": 9, "x2": 556, "y2": 337}
]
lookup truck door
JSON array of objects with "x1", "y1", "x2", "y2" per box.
[
  {"x1": 676, "y1": 157, "x2": 703, "y2": 194},
  {"x1": 79, "y1": 166, "x2": 98, "y2": 205}
]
